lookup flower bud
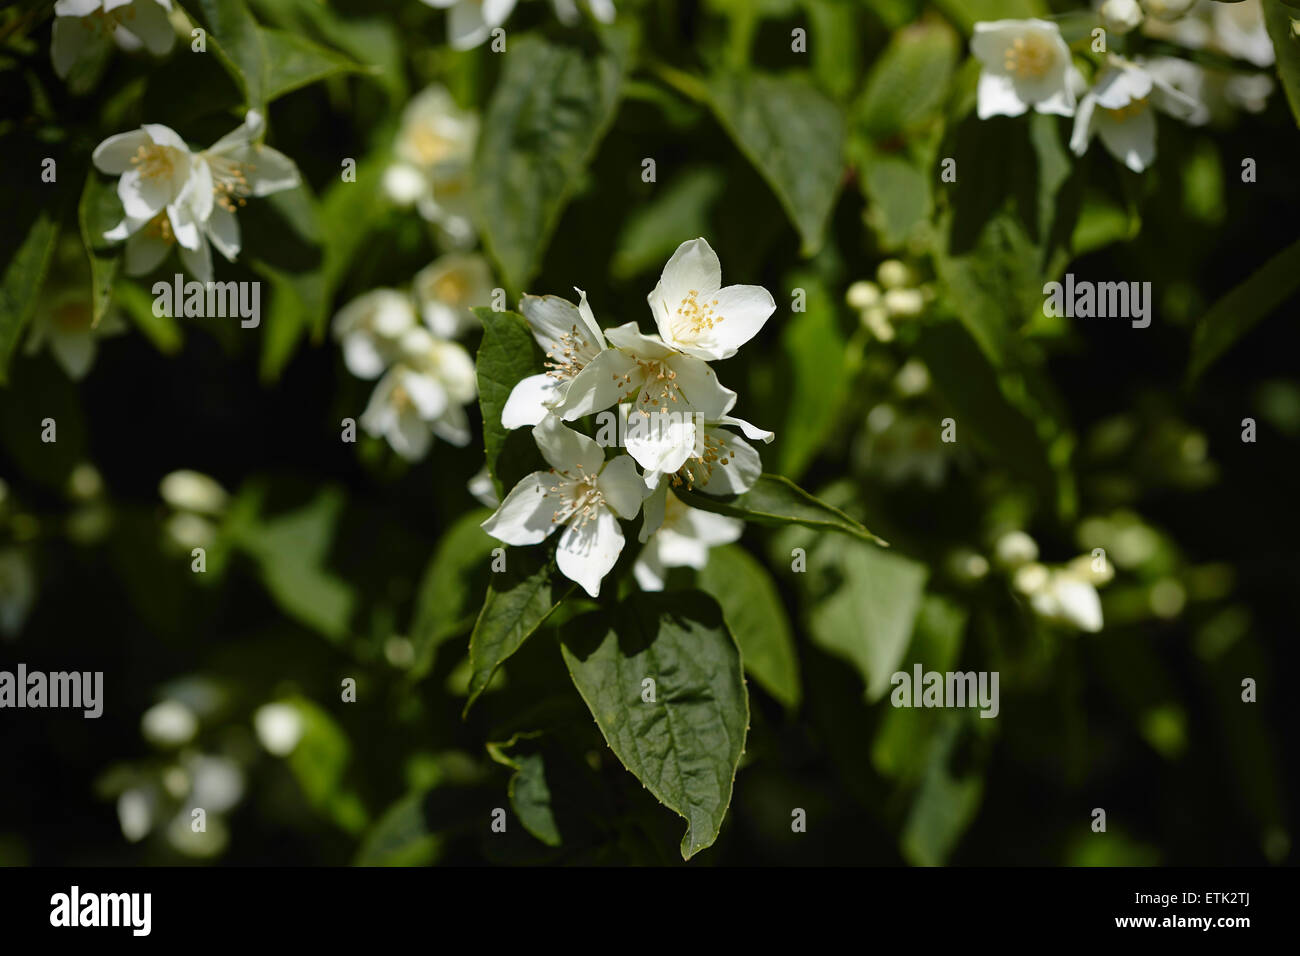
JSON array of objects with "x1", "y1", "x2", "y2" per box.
[
  {"x1": 995, "y1": 530, "x2": 1039, "y2": 569},
  {"x1": 1101, "y1": 0, "x2": 1143, "y2": 34},
  {"x1": 876, "y1": 259, "x2": 913, "y2": 290},
  {"x1": 1143, "y1": 0, "x2": 1196, "y2": 21},
  {"x1": 846, "y1": 280, "x2": 881, "y2": 309},
  {"x1": 883, "y1": 287, "x2": 925, "y2": 318}
]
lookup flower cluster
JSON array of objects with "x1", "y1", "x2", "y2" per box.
[
  {"x1": 52, "y1": 0, "x2": 175, "y2": 82},
  {"x1": 331, "y1": 254, "x2": 491, "y2": 461},
  {"x1": 993, "y1": 530, "x2": 1111, "y2": 632},
  {"x1": 481, "y1": 238, "x2": 774, "y2": 597},
  {"x1": 971, "y1": 0, "x2": 1274, "y2": 172},
  {"x1": 846, "y1": 259, "x2": 932, "y2": 343},
  {"x1": 92, "y1": 112, "x2": 301, "y2": 281}
]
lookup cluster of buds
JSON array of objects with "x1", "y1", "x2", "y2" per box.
[{"x1": 845, "y1": 260, "x2": 933, "y2": 343}]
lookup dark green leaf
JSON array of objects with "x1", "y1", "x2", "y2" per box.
[
  {"x1": 474, "y1": 306, "x2": 544, "y2": 497},
  {"x1": 409, "y1": 508, "x2": 497, "y2": 678},
  {"x1": 675, "y1": 474, "x2": 886, "y2": 545},
  {"x1": 559, "y1": 591, "x2": 748, "y2": 859},
  {"x1": 261, "y1": 28, "x2": 372, "y2": 103}
]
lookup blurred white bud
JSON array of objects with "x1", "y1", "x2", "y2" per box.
[
  {"x1": 1013, "y1": 561, "x2": 1050, "y2": 594},
  {"x1": 859, "y1": 304, "x2": 894, "y2": 341},
  {"x1": 141, "y1": 700, "x2": 198, "y2": 747},
  {"x1": 159, "y1": 470, "x2": 228, "y2": 515},
  {"x1": 876, "y1": 259, "x2": 913, "y2": 290},
  {"x1": 165, "y1": 512, "x2": 216, "y2": 551},
  {"x1": 995, "y1": 530, "x2": 1039, "y2": 569},
  {"x1": 68, "y1": 463, "x2": 103, "y2": 501},
  {"x1": 117, "y1": 788, "x2": 154, "y2": 843},
  {"x1": 254, "y1": 703, "x2": 304, "y2": 757},
  {"x1": 894, "y1": 359, "x2": 931, "y2": 396},
  {"x1": 1101, "y1": 0, "x2": 1143, "y2": 34},
  {"x1": 846, "y1": 280, "x2": 881, "y2": 309},
  {"x1": 883, "y1": 287, "x2": 925, "y2": 318},
  {"x1": 185, "y1": 754, "x2": 244, "y2": 814}
]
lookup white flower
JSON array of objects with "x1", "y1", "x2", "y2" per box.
[
  {"x1": 420, "y1": 0, "x2": 517, "y2": 50},
  {"x1": 1139, "y1": 56, "x2": 1212, "y2": 125},
  {"x1": 482, "y1": 415, "x2": 646, "y2": 597},
  {"x1": 93, "y1": 123, "x2": 200, "y2": 240},
  {"x1": 360, "y1": 328, "x2": 477, "y2": 459},
  {"x1": 51, "y1": 0, "x2": 175, "y2": 80},
  {"x1": 24, "y1": 288, "x2": 126, "y2": 379},
  {"x1": 1212, "y1": 0, "x2": 1274, "y2": 68},
  {"x1": 1100, "y1": 0, "x2": 1143, "y2": 34},
  {"x1": 994, "y1": 530, "x2": 1039, "y2": 568},
  {"x1": 1030, "y1": 569, "x2": 1104, "y2": 632},
  {"x1": 191, "y1": 110, "x2": 301, "y2": 266},
  {"x1": 501, "y1": 290, "x2": 608, "y2": 429},
  {"x1": 383, "y1": 85, "x2": 479, "y2": 242},
  {"x1": 0, "y1": 549, "x2": 36, "y2": 638},
  {"x1": 332, "y1": 289, "x2": 418, "y2": 379},
  {"x1": 413, "y1": 253, "x2": 493, "y2": 338},
  {"x1": 654, "y1": 419, "x2": 767, "y2": 495},
  {"x1": 646, "y1": 238, "x2": 775, "y2": 361},
  {"x1": 970, "y1": 19, "x2": 1080, "y2": 119},
  {"x1": 552, "y1": 0, "x2": 616, "y2": 26},
  {"x1": 1069, "y1": 61, "x2": 1200, "y2": 172},
  {"x1": 112, "y1": 210, "x2": 212, "y2": 282},
  {"x1": 633, "y1": 491, "x2": 742, "y2": 591}
]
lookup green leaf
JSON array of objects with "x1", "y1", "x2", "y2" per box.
[
  {"x1": 474, "y1": 32, "x2": 631, "y2": 293},
  {"x1": 1264, "y1": 0, "x2": 1300, "y2": 126},
  {"x1": 855, "y1": 18, "x2": 959, "y2": 138},
  {"x1": 486, "y1": 732, "x2": 562, "y2": 847},
  {"x1": 806, "y1": 0, "x2": 863, "y2": 100},
  {"x1": 230, "y1": 487, "x2": 356, "y2": 640},
  {"x1": 778, "y1": 524, "x2": 927, "y2": 701},
  {"x1": 1187, "y1": 236, "x2": 1300, "y2": 384},
  {"x1": 775, "y1": 271, "x2": 848, "y2": 480},
  {"x1": 190, "y1": 0, "x2": 269, "y2": 110},
  {"x1": 113, "y1": 280, "x2": 183, "y2": 354},
  {"x1": 261, "y1": 28, "x2": 371, "y2": 103},
  {"x1": 355, "y1": 789, "x2": 443, "y2": 866},
  {"x1": 675, "y1": 474, "x2": 886, "y2": 545},
  {"x1": 611, "y1": 167, "x2": 725, "y2": 280},
  {"x1": 77, "y1": 169, "x2": 121, "y2": 328},
  {"x1": 706, "y1": 71, "x2": 845, "y2": 255},
  {"x1": 900, "y1": 717, "x2": 984, "y2": 865},
  {"x1": 859, "y1": 150, "x2": 933, "y2": 250},
  {"x1": 283, "y1": 695, "x2": 369, "y2": 834},
  {"x1": 931, "y1": 0, "x2": 1046, "y2": 33},
  {"x1": 559, "y1": 591, "x2": 748, "y2": 860},
  {"x1": 463, "y1": 548, "x2": 571, "y2": 714},
  {"x1": 697, "y1": 545, "x2": 801, "y2": 709},
  {"x1": 409, "y1": 508, "x2": 497, "y2": 678},
  {"x1": 474, "y1": 307, "x2": 544, "y2": 497}
]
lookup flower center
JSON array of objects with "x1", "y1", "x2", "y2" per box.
[
  {"x1": 410, "y1": 128, "x2": 456, "y2": 166},
  {"x1": 545, "y1": 470, "x2": 604, "y2": 527},
  {"x1": 1003, "y1": 34, "x2": 1055, "y2": 79},
  {"x1": 544, "y1": 325, "x2": 592, "y2": 383},
  {"x1": 144, "y1": 212, "x2": 175, "y2": 244},
  {"x1": 131, "y1": 144, "x2": 177, "y2": 182},
  {"x1": 622, "y1": 359, "x2": 682, "y2": 415},
  {"x1": 671, "y1": 430, "x2": 731, "y2": 490},
  {"x1": 1104, "y1": 97, "x2": 1149, "y2": 123},
  {"x1": 673, "y1": 289, "x2": 722, "y2": 338},
  {"x1": 205, "y1": 154, "x2": 254, "y2": 212},
  {"x1": 432, "y1": 272, "x2": 468, "y2": 303}
]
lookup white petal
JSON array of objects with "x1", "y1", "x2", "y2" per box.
[
  {"x1": 123, "y1": 0, "x2": 175, "y2": 55},
  {"x1": 680, "y1": 507, "x2": 743, "y2": 547},
  {"x1": 124, "y1": 230, "x2": 171, "y2": 275},
  {"x1": 242, "y1": 145, "x2": 300, "y2": 197},
  {"x1": 532, "y1": 414, "x2": 605, "y2": 475},
  {"x1": 556, "y1": 507, "x2": 624, "y2": 598},
  {"x1": 520, "y1": 294, "x2": 599, "y2": 355},
  {"x1": 502, "y1": 373, "x2": 560, "y2": 429},
  {"x1": 1069, "y1": 94, "x2": 1098, "y2": 156},
  {"x1": 667, "y1": 353, "x2": 735, "y2": 419},
  {"x1": 596, "y1": 454, "x2": 646, "y2": 520},
  {"x1": 1053, "y1": 574, "x2": 1103, "y2": 632},
  {"x1": 342, "y1": 332, "x2": 388, "y2": 380},
  {"x1": 623, "y1": 408, "x2": 697, "y2": 476},
  {"x1": 402, "y1": 370, "x2": 450, "y2": 419},
  {"x1": 718, "y1": 413, "x2": 774, "y2": 443},
  {"x1": 653, "y1": 527, "x2": 713, "y2": 570},
  {"x1": 678, "y1": 283, "x2": 775, "y2": 360},
  {"x1": 390, "y1": 409, "x2": 434, "y2": 461},
  {"x1": 648, "y1": 237, "x2": 721, "y2": 341},
  {"x1": 1097, "y1": 106, "x2": 1156, "y2": 173},
  {"x1": 482, "y1": 471, "x2": 560, "y2": 546},
  {"x1": 977, "y1": 72, "x2": 1029, "y2": 119},
  {"x1": 205, "y1": 204, "x2": 240, "y2": 261},
  {"x1": 177, "y1": 238, "x2": 212, "y2": 282},
  {"x1": 447, "y1": 0, "x2": 490, "y2": 50},
  {"x1": 632, "y1": 544, "x2": 668, "y2": 592},
  {"x1": 602, "y1": 321, "x2": 674, "y2": 359},
  {"x1": 695, "y1": 430, "x2": 761, "y2": 494},
  {"x1": 51, "y1": 17, "x2": 99, "y2": 79},
  {"x1": 638, "y1": 482, "x2": 668, "y2": 543},
  {"x1": 557, "y1": 348, "x2": 641, "y2": 420},
  {"x1": 50, "y1": 329, "x2": 97, "y2": 379}
]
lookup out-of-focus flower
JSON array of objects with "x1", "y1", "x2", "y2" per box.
[
  {"x1": 1069, "y1": 61, "x2": 1201, "y2": 172},
  {"x1": 332, "y1": 289, "x2": 419, "y2": 380},
  {"x1": 552, "y1": 0, "x2": 616, "y2": 25},
  {"x1": 467, "y1": 468, "x2": 500, "y2": 508},
  {"x1": 482, "y1": 415, "x2": 646, "y2": 597},
  {"x1": 141, "y1": 700, "x2": 198, "y2": 747},
  {"x1": 116, "y1": 787, "x2": 155, "y2": 843},
  {"x1": 361, "y1": 329, "x2": 477, "y2": 459},
  {"x1": 1212, "y1": 0, "x2": 1274, "y2": 67},
  {"x1": 383, "y1": 85, "x2": 479, "y2": 243},
  {"x1": 52, "y1": 0, "x2": 175, "y2": 80},
  {"x1": 1143, "y1": 0, "x2": 1196, "y2": 21},
  {"x1": 1101, "y1": 0, "x2": 1144, "y2": 34},
  {"x1": 24, "y1": 289, "x2": 126, "y2": 379},
  {"x1": 420, "y1": 0, "x2": 517, "y2": 51},
  {"x1": 159, "y1": 470, "x2": 228, "y2": 515},
  {"x1": 413, "y1": 253, "x2": 492, "y2": 338},
  {"x1": 254, "y1": 703, "x2": 304, "y2": 757},
  {"x1": 633, "y1": 491, "x2": 741, "y2": 591},
  {"x1": 970, "y1": 19, "x2": 1079, "y2": 119},
  {"x1": 995, "y1": 530, "x2": 1039, "y2": 569}
]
